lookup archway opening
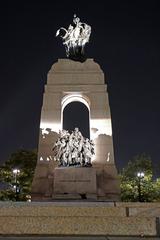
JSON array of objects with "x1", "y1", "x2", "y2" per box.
[{"x1": 63, "y1": 101, "x2": 90, "y2": 138}]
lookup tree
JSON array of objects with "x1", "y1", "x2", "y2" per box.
[
  {"x1": 154, "y1": 177, "x2": 160, "y2": 201},
  {"x1": 120, "y1": 153, "x2": 160, "y2": 202},
  {"x1": 0, "y1": 149, "x2": 37, "y2": 201}
]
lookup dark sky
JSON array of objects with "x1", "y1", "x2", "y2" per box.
[{"x1": 0, "y1": 1, "x2": 160, "y2": 173}]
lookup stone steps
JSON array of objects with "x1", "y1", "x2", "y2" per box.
[{"x1": 0, "y1": 202, "x2": 159, "y2": 237}]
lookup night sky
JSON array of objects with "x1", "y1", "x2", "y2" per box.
[{"x1": 0, "y1": 1, "x2": 160, "y2": 173}]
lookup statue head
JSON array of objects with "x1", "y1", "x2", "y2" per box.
[
  {"x1": 74, "y1": 127, "x2": 79, "y2": 132},
  {"x1": 73, "y1": 14, "x2": 80, "y2": 25}
]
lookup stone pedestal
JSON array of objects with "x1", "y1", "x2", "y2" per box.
[
  {"x1": 31, "y1": 59, "x2": 120, "y2": 201},
  {"x1": 53, "y1": 167, "x2": 97, "y2": 199}
]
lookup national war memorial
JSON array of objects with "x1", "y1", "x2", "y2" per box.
[
  {"x1": 0, "y1": 15, "x2": 160, "y2": 239},
  {"x1": 31, "y1": 14, "x2": 120, "y2": 201}
]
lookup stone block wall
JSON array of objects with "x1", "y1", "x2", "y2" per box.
[{"x1": 0, "y1": 202, "x2": 159, "y2": 237}]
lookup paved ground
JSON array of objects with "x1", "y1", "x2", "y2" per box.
[{"x1": 0, "y1": 237, "x2": 159, "y2": 240}]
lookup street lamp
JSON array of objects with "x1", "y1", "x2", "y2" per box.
[
  {"x1": 137, "y1": 172, "x2": 145, "y2": 202},
  {"x1": 12, "y1": 168, "x2": 20, "y2": 201}
]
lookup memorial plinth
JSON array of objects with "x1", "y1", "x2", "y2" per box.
[{"x1": 54, "y1": 167, "x2": 97, "y2": 199}]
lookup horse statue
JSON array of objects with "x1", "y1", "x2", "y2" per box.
[{"x1": 56, "y1": 15, "x2": 91, "y2": 62}]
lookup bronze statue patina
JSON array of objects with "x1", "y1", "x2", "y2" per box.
[
  {"x1": 56, "y1": 15, "x2": 91, "y2": 62},
  {"x1": 53, "y1": 128, "x2": 94, "y2": 167}
]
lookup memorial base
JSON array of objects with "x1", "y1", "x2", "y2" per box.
[
  {"x1": 31, "y1": 163, "x2": 120, "y2": 201},
  {"x1": 53, "y1": 167, "x2": 97, "y2": 200}
]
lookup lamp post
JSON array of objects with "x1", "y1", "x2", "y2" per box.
[
  {"x1": 137, "y1": 172, "x2": 144, "y2": 202},
  {"x1": 12, "y1": 169, "x2": 20, "y2": 201}
]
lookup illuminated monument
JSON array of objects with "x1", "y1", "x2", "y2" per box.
[
  {"x1": 0, "y1": 16, "x2": 158, "y2": 239},
  {"x1": 31, "y1": 15, "x2": 120, "y2": 200}
]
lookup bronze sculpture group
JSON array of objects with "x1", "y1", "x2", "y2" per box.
[{"x1": 53, "y1": 128, "x2": 94, "y2": 167}]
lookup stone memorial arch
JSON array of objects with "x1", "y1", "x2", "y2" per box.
[
  {"x1": 62, "y1": 100, "x2": 90, "y2": 138},
  {"x1": 62, "y1": 94, "x2": 90, "y2": 135},
  {"x1": 31, "y1": 59, "x2": 120, "y2": 200}
]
